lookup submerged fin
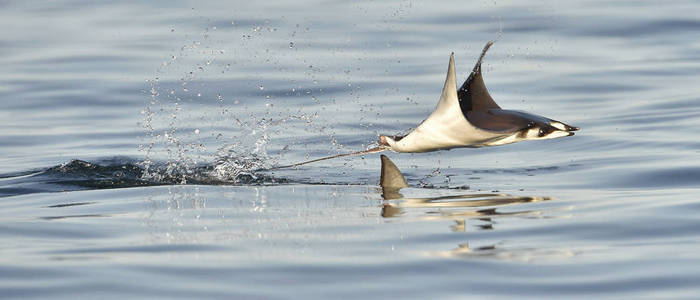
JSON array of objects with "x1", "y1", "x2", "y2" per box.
[
  {"x1": 380, "y1": 155, "x2": 408, "y2": 200},
  {"x1": 380, "y1": 155, "x2": 408, "y2": 190},
  {"x1": 457, "y1": 41, "x2": 500, "y2": 112}
]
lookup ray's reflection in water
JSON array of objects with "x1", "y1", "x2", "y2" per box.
[
  {"x1": 379, "y1": 190, "x2": 576, "y2": 261},
  {"x1": 426, "y1": 243, "x2": 578, "y2": 261},
  {"x1": 380, "y1": 190, "x2": 553, "y2": 230},
  {"x1": 378, "y1": 155, "x2": 573, "y2": 261},
  {"x1": 379, "y1": 155, "x2": 554, "y2": 227}
]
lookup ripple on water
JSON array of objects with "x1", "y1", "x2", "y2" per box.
[{"x1": 0, "y1": 157, "x2": 291, "y2": 198}]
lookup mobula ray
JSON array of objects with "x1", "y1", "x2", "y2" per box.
[{"x1": 274, "y1": 41, "x2": 578, "y2": 169}]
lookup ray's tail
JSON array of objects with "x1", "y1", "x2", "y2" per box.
[{"x1": 259, "y1": 146, "x2": 388, "y2": 171}]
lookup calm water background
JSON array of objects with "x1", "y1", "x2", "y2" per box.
[{"x1": 1, "y1": 0, "x2": 700, "y2": 298}]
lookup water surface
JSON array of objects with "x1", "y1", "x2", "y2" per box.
[{"x1": 1, "y1": 0, "x2": 699, "y2": 299}]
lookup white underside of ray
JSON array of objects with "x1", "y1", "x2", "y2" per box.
[{"x1": 387, "y1": 54, "x2": 506, "y2": 153}]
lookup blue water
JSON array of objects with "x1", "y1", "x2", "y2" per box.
[{"x1": 2, "y1": 1, "x2": 700, "y2": 299}]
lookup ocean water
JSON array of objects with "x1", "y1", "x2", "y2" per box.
[{"x1": 1, "y1": 0, "x2": 700, "y2": 299}]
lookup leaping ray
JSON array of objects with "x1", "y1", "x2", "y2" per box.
[
  {"x1": 265, "y1": 41, "x2": 578, "y2": 170},
  {"x1": 379, "y1": 40, "x2": 578, "y2": 152}
]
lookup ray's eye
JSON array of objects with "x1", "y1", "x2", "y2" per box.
[{"x1": 538, "y1": 128, "x2": 546, "y2": 137}]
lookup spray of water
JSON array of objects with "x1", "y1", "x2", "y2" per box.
[
  {"x1": 138, "y1": 25, "x2": 265, "y2": 184},
  {"x1": 137, "y1": 22, "x2": 337, "y2": 184}
]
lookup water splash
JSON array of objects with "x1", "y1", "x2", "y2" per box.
[
  {"x1": 138, "y1": 25, "x2": 274, "y2": 184},
  {"x1": 209, "y1": 144, "x2": 269, "y2": 182},
  {"x1": 0, "y1": 157, "x2": 289, "y2": 198},
  {"x1": 137, "y1": 21, "x2": 367, "y2": 184}
]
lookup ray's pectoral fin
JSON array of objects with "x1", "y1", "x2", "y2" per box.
[
  {"x1": 380, "y1": 155, "x2": 408, "y2": 200},
  {"x1": 378, "y1": 51, "x2": 462, "y2": 152},
  {"x1": 433, "y1": 52, "x2": 459, "y2": 114},
  {"x1": 457, "y1": 41, "x2": 501, "y2": 112}
]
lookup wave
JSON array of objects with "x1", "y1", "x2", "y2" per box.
[{"x1": 0, "y1": 156, "x2": 288, "y2": 198}]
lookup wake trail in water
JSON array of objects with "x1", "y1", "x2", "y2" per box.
[{"x1": 0, "y1": 157, "x2": 288, "y2": 198}]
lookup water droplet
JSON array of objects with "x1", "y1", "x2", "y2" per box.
[
  {"x1": 197, "y1": 93, "x2": 201, "y2": 97},
  {"x1": 258, "y1": 85, "x2": 264, "y2": 90},
  {"x1": 289, "y1": 42, "x2": 294, "y2": 48},
  {"x1": 194, "y1": 129, "x2": 200, "y2": 134}
]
